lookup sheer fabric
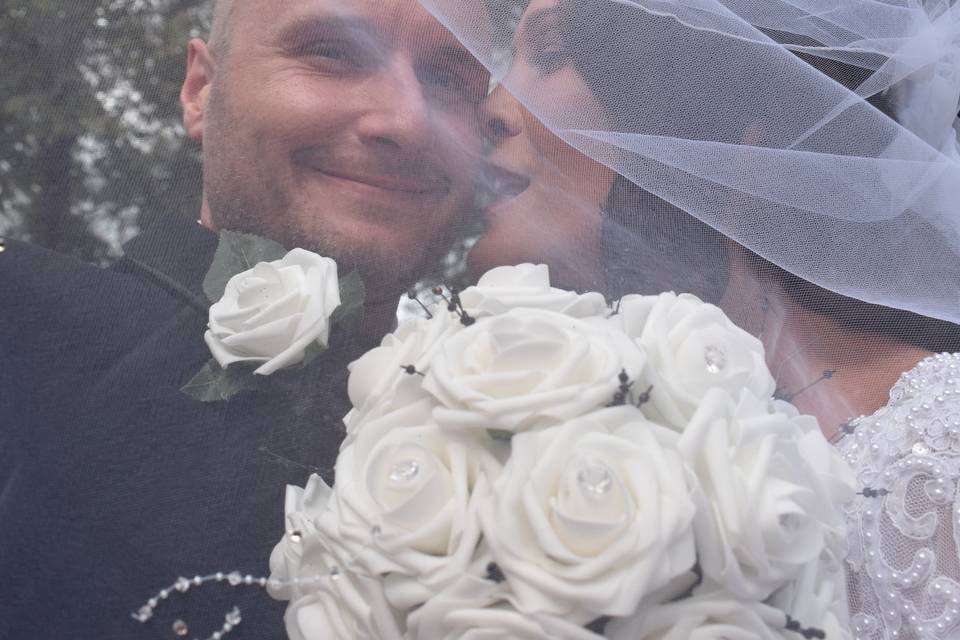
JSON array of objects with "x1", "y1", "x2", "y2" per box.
[
  {"x1": 418, "y1": 2, "x2": 960, "y2": 639},
  {"x1": 422, "y1": 0, "x2": 960, "y2": 323},
  {"x1": 3, "y1": 0, "x2": 960, "y2": 638}
]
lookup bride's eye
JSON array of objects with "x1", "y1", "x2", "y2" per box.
[{"x1": 529, "y1": 47, "x2": 569, "y2": 76}]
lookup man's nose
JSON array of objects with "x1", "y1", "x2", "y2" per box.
[
  {"x1": 480, "y1": 84, "x2": 523, "y2": 142},
  {"x1": 356, "y1": 58, "x2": 433, "y2": 154}
]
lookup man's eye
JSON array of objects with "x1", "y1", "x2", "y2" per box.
[
  {"x1": 309, "y1": 44, "x2": 350, "y2": 60},
  {"x1": 290, "y1": 40, "x2": 371, "y2": 66},
  {"x1": 421, "y1": 66, "x2": 487, "y2": 103}
]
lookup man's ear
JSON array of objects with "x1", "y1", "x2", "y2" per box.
[{"x1": 180, "y1": 39, "x2": 216, "y2": 143}]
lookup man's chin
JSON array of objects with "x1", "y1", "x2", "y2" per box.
[{"x1": 298, "y1": 228, "x2": 431, "y2": 293}]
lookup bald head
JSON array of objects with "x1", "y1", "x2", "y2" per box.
[{"x1": 184, "y1": 0, "x2": 488, "y2": 322}]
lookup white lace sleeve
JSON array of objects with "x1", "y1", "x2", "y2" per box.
[{"x1": 838, "y1": 353, "x2": 960, "y2": 640}]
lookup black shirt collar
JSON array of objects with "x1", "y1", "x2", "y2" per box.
[{"x1": 115, "y1": 214, "x2": 218, "y2": 313}]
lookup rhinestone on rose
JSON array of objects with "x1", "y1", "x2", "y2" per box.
[
  {"x1": 704, "y1": 345, "x2": 727, "y2": 374},
  {"x1": 388, "y1": 459, "x2": 421, "y2": 483},
  {"x1": 575, "y1": 457, "x2": 615, "y2": 497}
]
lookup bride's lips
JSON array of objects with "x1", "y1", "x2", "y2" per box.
[{"x1": 478, "y1": 163, "x2": 532, "y2": 213}]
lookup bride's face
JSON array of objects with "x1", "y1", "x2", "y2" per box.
[{"x1": 468, "y1": 0, "x2": 615, "y2": 291}]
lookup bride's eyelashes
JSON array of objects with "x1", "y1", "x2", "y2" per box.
[
  {"x1": 529, "y1": 46, "x2": 569, "y2": 76},
  {"x1": 515, "y1": 8, "x2": 571, "y2": 77}
]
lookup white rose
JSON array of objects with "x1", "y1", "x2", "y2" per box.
[
  {"x1": 460, "y1": 264, "x2": 607, "y2": 318},
  {"x1": 422, "y1": 308, "x2": 645, "y2": 434},
  {"x1": 267, "y1": 477, "x2": 404, "y2": 640},
  {"x1": 616, "y1": 292, "x2": 774, "y2": 429},
  {"x1": 317, "y1": 414, "x2": 501, "y2": 611},
  {"x1": 480, "y1": 406, "x2": 697, "y2": 622},
  {"x1": 283, "y1": 587, "x2": 401, "y2": 640},
  {"x1": 269, "y1": 476, "x2": 334, "y2": 601},
  {"x1": 204, "y1": 248, "x2": 341, "y2": 375},
  {"x1": 406, "y1": 575, "x2": 604, "y2": 640},
  {"x1": 766, "y1": 559, "x2": 852, "y2": 640},
  {"x1": 343, "y1": 310, "x2": 463, "y2": 438},
  {"x1": 795, "y1": 423, "x2": 856, "y2": 554},
  {"x1": 678, "y1": 389, "x2": 849, "y2": 599},
  {"x1": 605, "y1": 595, "x2": 789, "y2": 640}
]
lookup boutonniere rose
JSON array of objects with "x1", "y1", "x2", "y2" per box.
[
  {"x1": 182, "y1": 232, "x2": 363, "y2": 401},
  {"x1": 205, "y1": 248, "x2": 341, "y2": 376}
]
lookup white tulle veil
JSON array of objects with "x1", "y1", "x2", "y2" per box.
[
  {"x1": 4, "y1": 1, "x2": 960, "y2": 638},
  {"x1": 403, "y1": 4, "x2": 960, "y2": 638},
  {"x1": 422, "y1": 0, "x2": 960, "y2": 323}
]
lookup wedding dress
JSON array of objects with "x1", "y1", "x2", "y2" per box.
[{"x1": 838, "y1": 352, "x2": 960, "y2": 640}]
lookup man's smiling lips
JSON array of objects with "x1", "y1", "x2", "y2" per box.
[
  {"x1": 319, "y1": 168, "x2": 447, "y2": 196},
  {"x1": 302, "y1": 155, "x2": 450, "y2": 198}
]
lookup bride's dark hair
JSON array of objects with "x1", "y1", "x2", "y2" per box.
[
  {"x1": 530, "y1": 1, "x2": 731, "y2": 303},
  {"x1": 556, "y1": 0, "x2": 960, "y2": 351}
]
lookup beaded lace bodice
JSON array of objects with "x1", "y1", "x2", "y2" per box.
[{"x1": 838, "y1": 353, "x2": 960, "y2": 640}]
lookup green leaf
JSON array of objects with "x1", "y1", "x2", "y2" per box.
[
  {"x1": 329, "y1": 270, "x2": 366, "y2": 328},
  {"x1": 299, "y1": 340, "x2": 328, "y2": 369},
  {"x1": 180, "y1": 359, "x2": 257, "y2": 402},
  {"x1": 202, "y1": 231, "x2": 289, "y2": 302}
]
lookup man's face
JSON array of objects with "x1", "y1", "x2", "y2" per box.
[{"x1": 190, "y1": 0, "x2": 488, "y2": 299}]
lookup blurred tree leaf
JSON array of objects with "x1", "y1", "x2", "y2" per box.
[{"x1": 1, "y1": 0, "x2": 209, "y2": 264}]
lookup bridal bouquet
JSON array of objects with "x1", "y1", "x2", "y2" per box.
[{"x1": 268, "y1": 264, "x2": 855, "y2": 639}]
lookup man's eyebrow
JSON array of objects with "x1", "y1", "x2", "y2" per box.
[{"x1": 275, "y1": 14, "x2": 376, "y2": 45}]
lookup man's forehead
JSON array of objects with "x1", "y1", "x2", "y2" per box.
[{"x1": 231, "y1": 0, "x2": 471, "y2": 50}]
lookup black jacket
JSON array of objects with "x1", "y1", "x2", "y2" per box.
[{"x1": 0, "y1": 214, "x2": 363, "y2": 639}]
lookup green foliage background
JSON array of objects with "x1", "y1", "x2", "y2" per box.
[{"x1": 1, "y1": 0, "x2": 211, "y2": 263}]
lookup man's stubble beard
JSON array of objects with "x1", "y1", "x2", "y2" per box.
[{"x1": 201, "y1": 82, "x2": 470, "y2": 303}]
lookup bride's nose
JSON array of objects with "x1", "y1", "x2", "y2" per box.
[{"x1": 480, "y1": 84, "x2": 524, "y2": 141}]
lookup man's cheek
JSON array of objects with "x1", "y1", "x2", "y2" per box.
[{"x1": 440, "y1": 128, "x2": 484, "y2": 192}]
